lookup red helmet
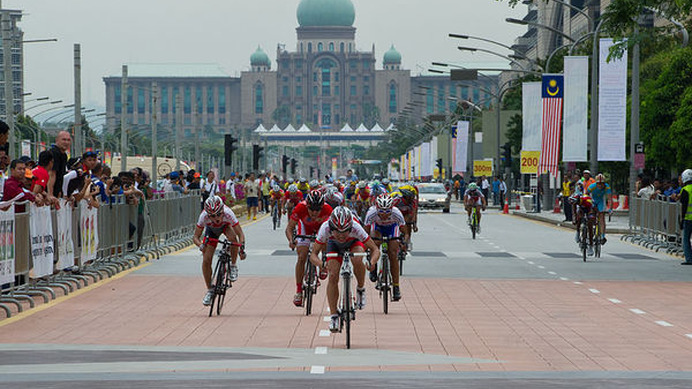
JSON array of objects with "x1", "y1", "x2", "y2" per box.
[
  {"x1": 329, "y1": 206, "x2": 353, "y2": 232},
  {"x1": 204, "y1": 196, "x2": 224, "y2": 215}
]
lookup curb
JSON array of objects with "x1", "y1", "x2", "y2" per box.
[{"x1": 510, "y1": 210, "x2": 630, "y2": 234}]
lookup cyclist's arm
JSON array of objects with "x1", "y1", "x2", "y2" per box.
[
  {"x1": 193, "y1": 225, "x2": 204, "y2": 247},
  {"x1": 285, "y1": 218, "x2": 298, "y2": 246},
  {"x1": 230, "y1": 223, "x2": 245, "y2": 247},
  {"x1": 363, "y1": 238, "x2": 380, "y2": 267}
]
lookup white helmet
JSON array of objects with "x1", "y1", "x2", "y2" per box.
[
  {"x1": 375, "y1": 194, "x2": 393, "y2": 211},
  {"x1": 682, "y1": 169, "x2": 692, "y2": 185}
]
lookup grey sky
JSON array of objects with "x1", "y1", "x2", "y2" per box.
[{"x1": 8, "y1": 0, "x2": 526, "y2": 118}]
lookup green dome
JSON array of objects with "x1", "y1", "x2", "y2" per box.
[
  {"x1": 297, "y1": 0, "x2": 355, "y2": 27},
  {"x1": 250, "y1": 46, "x2": 270, "y2": 67},
  {"x1": 383, "y1": 45, "x2": 401, "y2": 64}
]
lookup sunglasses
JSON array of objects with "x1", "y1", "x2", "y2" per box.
[{"x1": 377, "y1": 209, "x2": 392, "y2": 214}]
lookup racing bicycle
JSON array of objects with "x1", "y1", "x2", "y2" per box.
[
  {"x1": 208, "y1": 240, "x2": 243, "y2": 317},
  {"x1": 326, "y1": 251, "x2": 368, "y2": 349},
  {"x1": 295, "y1": 234, "x2": 319, "y2": 316},
  {"x1": 373, "y1": 236, "x2": 402, "y2": 314},
  {"x1": 271, "y1": 201, "x2": 281, "y2": 230}
]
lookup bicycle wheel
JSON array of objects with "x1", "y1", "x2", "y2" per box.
[
  {"x1": 304, "y1": 262, "x2": 315, "y2": 316},
  {"x1": 381, "y1": 253, "x2": 389, "y2": 314},
  {"x1": 342, "y1": 274, "x2": 352, "y2": 349},
  {"x1": 216, "y1": 259, "x2": 230, "y2": 316},
  {"x1": 272, "y1": 209, "x2": 277, "y2": 230},
  {"x1": 593, "y1": 223, "x2": 601, "y2": 258},
  {"x1": 471, "y1": 210, "x2": 477, "y2": 240},
  {"x1": 581, "y1": 225, "x2": 587, "y2": 262},
  {"x1": 208, "y1": 257, "x2": 224, "y2": 317}
]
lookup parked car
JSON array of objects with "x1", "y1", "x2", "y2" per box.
[{"x1": 417, "y1": 183, "x2": 451, "y2": 213}]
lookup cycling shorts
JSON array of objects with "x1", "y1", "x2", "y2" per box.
[
  {"x1": 466, "y1": 197, "x2": 482, "y2": 206},
  {"x1": 374, "y1": 223, "x2": 399, "y2": 238},
  {"x1": 326, "y1": 239, "x2": 365, "y2": 261},
  {"x1": 203, "y1": 226, "x2": 229, "y2": 248},
  {"x1": 295, "y1": 221, "x2": 319, "y2": 247}
]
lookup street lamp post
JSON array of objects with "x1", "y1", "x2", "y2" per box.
[{"x1": 120, "y1": 65, "x2": 128, "y2": 173}]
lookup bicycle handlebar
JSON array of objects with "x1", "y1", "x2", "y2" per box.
[
  {"x1": 295, "y1": 234, "x2": 317, "y2": 241},
  {"x1": 326, "y1": 252, "x2": 367, "y2": 258},
  {"x1": 372, "y1": 236, "x2": 403, "y2": 242}
]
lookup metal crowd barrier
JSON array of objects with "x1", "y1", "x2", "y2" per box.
[
  {"x1": 0, "y1": 191, "x2": 201, "y2": 318},
  {"x1": 622, "y1": 193, "x2": 683, "y2": 255}
]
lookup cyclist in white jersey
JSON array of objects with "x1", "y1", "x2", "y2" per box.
[
  {"x1": 193, "y1": 196, "x2": 246, "y2": 306},
  {"x1": 364, "y1": 194, "x2": 406, "y2": 301}
]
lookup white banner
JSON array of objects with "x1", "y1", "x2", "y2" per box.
[
  {"x1": 431, "y1": 137, "x2": 438, "y2": 176},
  {"x1": 454, "y1": 121, "x2": 469, "y2": 174},
  {"x1": 0, "y1": 208, "x2": 15, "y2": 285},
  {"x1": 80, "y1": 200, "x2": 99, "y2": 263},
  {"x1": 56, "y1": 199, "x2": 74, "y2": 270},
  {"x1": 30, "y1": 204, "x2": 54, "y2": 278},
  {"x1": 598, "y1": 38, "x2": 628, "y2": 161},
  {"x1": 522, "y1": 82, "x2": 542, "y2": 151},
  {"x1": 421, "y1": 142, "x2": 431, "y2": 177},
  {"x1": 21, "y1": 140, "x2": 31, "y2": 158},
  {"x1": 563, "y1": 56, "x2": 589, "y2": 161}
]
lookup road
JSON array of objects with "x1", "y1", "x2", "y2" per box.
[{"x1": 2, "y1": 203, "x2": 692, "y2": 388}]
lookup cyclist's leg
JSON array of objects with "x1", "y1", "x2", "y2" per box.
[
  {"x1": 389, "y1": 239, "x2": 400, "y2": 285},
  {"x1": 475, "y1": 204, "x2": 482, "y2": 223},
  {"x1": 325, "y1": 242, "x2": 343, "y2": 316},
  {"x1": 295, "y1": 244, "x2": 309, "y2": 292},
  {"x1": 351, "y1": 241, "x2": 367, "y2": 289},
  {"x1": 587, "y1": 213, "x2": 595, "y2": 245},
  {"x1": 222, "y1": 226, "x2": 240, "y2": 265},
  {"x1": 201, "y1": 229, "x2": 221, "y2": 289}
]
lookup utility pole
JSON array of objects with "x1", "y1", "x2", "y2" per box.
[
  {"x1": 175, "y1": 93, "x2": 182, "y2": 171},
  {"x1": 151, "y1": 82, "x2": 158, "y2": 179},
  {"x1": 194, "y1": 112, "x2": 200, "y2": 172},
  {"x1": 2, "y1": 8, "x2": 15, "y2": 156},
  {"x1": 120, "y1": 65, "x2": 128, "y2": 173},
  {"x1": 73, "y1": 44, "x2": 82, "y2": 155}
]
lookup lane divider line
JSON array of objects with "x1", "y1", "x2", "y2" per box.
[
  {"x1": 559, "y1": 277, "x2": 569, "y2": 281},
  {"x1": 315, "y1": 347, "x2": 328, "y2": 354},
  {"x1": 685, "y1": 334, "x2": 692, "y2": 339},
  {"x1": 656, "y1": 320, "x2": 674, "y2": 327},
  {"x1": 548, "y1": 271, "x2": 557, "y2": 275},
  {"x1": 537, "y1": 265, "x2": 545, "y2": 269},
  {"x1": 608, "y1": 298, "x2": 622, "y2": 304},
  {"x1": 588, "y1": 288, "x2": 600, "y2": 294},
  {"x1": 310, "y1": 366, "x2": 325, "y2": 374},
  {"x1": 574, "y1": 281, "x2": 583, "y2": 285},
  {"x1": 630, "y1": 308, "x2": 646, "y2": 315},
  {"x1": 318, "y1": 330, "x2": 331, "y2": 337}
]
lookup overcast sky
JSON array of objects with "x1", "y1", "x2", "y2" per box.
[{"x1": 7, "y1": 0, "x2": 527, "y2": 117}]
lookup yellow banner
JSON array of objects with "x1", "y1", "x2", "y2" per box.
[
  {"x1": 520, "y1": 151, "x2": 541, "y2": 174},
  {"x1": 473, "y1": 160, "x2": 493, "y2": 176}
]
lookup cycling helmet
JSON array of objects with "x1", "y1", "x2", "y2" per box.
[
  {"x1": 375, "y1": 194, "x2": 393, "y2": 211},
  {"x1": 329, "y1": 206, "x2": 353, "y2": 232},
  {"x1": 309, "y1": 179, "x2": 319, "y2": 188},
  {"x1": 299, "y1": 177, "x2": 308, "y2": 184},
  {"x1": 382, "y1": 178, "x2": 390, "y2": 185},
  {"x1": 325, "y1": 190, "x2": 344, "y2": 208},
  {"x1": 595, "y1": 173, "x2": 606, "y2": 183},
  {"x1": 468, "y1": 183, "x2": 478, "y2": 190},
  {"x1": 682, "y1": 169, "x2": 692, "y2": 185},
  {"x1": 357, "y1": 181, "x2": 367, "y2": 189},
  {"x1": 204, "y1": 196, "x2": 224, "y2": 216},
  {"x1": 400, "y1": 188, "x2": 415, "y2": 199},
  {"x1": 288, "y1": 184, "x2": 298, "y2": 193},
  {"x1": 272, "y1": 184, "x2": 280, "y2": 192},
  {"x1": 306, "y1": 190, "x2": 324, "y2": 210}
]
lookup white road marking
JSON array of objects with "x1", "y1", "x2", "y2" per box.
[
  {"x1": 574, "y1": 281, "x2": 583, "y2": 285},
  {"x1": 537, "y1": 265, "x2": 545, "y2": 269},
  {"x1": 315, "y1": 347, "x2": 328, "y2": 354},
  {"x1": 310, "y1": 366, "x2": 325, "y2": 374},
  {"x1": 685, "y1": 334, "x2": 692, "y2": 340},
  {"x1": 527, "y1": 261, "x2": 534, "y2": 264},
  {"x1": 548, "y1": 271, "x2": 557, "y2": 275},
  {"x1": 319, "y1": 330, "x2": 331, "y2": 337},
  {"x1": 323, "y1": 316, "x2": 331, "y2": 322},
  {"x1": 629, "y1": 308, "x2": 646, "y2": 315},
  {"x1": 607, "y1": 298, "x2": 622, "y2": 304},
  {"x1": 656, "y1": 320, "x2": 674, "y2": 327},
  {"x1": 559, "y1": 277, "x2": 569, "y2": 281},
  {"x1": 589, "y1": 288, "x2": 600, "y2": 294}
]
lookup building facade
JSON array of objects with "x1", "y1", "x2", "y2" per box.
[{"x1": 0, "y1": 9, "x2": 24, "y2": 120}]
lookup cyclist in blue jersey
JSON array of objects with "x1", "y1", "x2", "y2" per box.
[{"x1": 586, "y1": 174, "x2": 612, "y2": 244}]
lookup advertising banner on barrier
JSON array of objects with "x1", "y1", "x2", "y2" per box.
[
  {"x1": 30, "y1": 204, "x2": 54, "y2": 278},
  {"x1": 563, "y1": 56, "x2": 589, "y2": 162},
  {"x1": 522, "y1": 82, "x2": 542, "y2": 151},
  {"x1": 21, "y1": 140, "x2": 31, "y2": 158},
  {"x1": 598, "y1": 38, "x2": 628, "y2": 161},
  {"x1": 56, "y1": 199, "x2": 74, "y2": 270},
  {"x1": 80, "y1": 200, "x2": 99, "y2": 263},
  {"x1": 473, "y1": 160, "x2": 493, "y2": 176},
  {"x1": 0, "y1": 208, "x2": 15, "y2": 285},
  {"x1": 454, "y1": 121, "x2": 469, "y2": 174}
]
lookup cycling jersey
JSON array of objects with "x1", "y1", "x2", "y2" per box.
[
  {"x1": 392, "y1": 194, "x2": 418, "y2": 217},
  {"x1": 284, "y1": 190, "x2": 304, "y2": 206},
  {"x1": 290, "y1": 202, "x2": 333, "y2": 235},
  {"x1": 197, "y1": 205, "x2": 240, "y2": 238},
  {"x1": 364, "y1": 205, "x2": 405, "y2": 237},
  {"x1": 270, "y1": 189, "x2": 284, "y2": 200},
  {"x1": 575, "y1": 195, "x2": 595, "y2": 213},
  {"x1": 355, "y1": 188, "x2": 371, "y2": 202},
  {"x1": 397, "y1": 184, "x2": 419, "y2": 197},
  {"x1": 316, "y1": 219, "x2": 370, "y2": 248},
  {"x1": 297, "y1": 184, "x2": 310, "y2": 194},
  {"x1": 586, "y1": 183, "x2": 611, "y2": 212}
]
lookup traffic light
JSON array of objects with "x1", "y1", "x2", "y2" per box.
[
  {"x1": 224, "y1": 135, "x2": 238, "y2": 166},
  {"x1": 436, "y1": 158, "x2": 443, "y2": 174},
  {"x1": 282, "y1": 155, "x2": 289, "y2": 174},
  {"x1": 309, "y1": 166, "x2": 314, "y2": 178},
  {"x1": 502, "y1": 143, "x2": 512, "y2": 167},
  {"x1": 252, "y1": 144, "x2": 264, "y2": 171},
  {"x1": 290, "y1": 158, "x2": 297, "y2": 175}
]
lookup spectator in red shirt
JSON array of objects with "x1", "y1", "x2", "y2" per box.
[
  {"x1": 2, "y1": 159, "x2": 37, "y2": 212},
  {"x1": 31, "y1": 150, "x2": 59, "y2": 208}
]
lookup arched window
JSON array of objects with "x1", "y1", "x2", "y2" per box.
[
  {"x1": 340, "y1": 42, "x2": 344, "y2": 52},
  {"x1": 318, "y1": 42, "x2": 323, "y2": 52},
  {"x1": 388, "y1": 83, "x2": 397, "y2": 113},
  {"x1": 316, "y1": 58, "x2": 337, "y2": 97},
  {"x1": 308, "y1": 42, "x2": 312, "y2": 53},
  {"x1": 329, "y1": 42, "x2": 334, "y2": 51},
  {"x1": 255, "y1": 83, "x2": 264, "y2": 114}
]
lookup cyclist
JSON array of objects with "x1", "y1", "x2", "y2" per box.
[
  {"x1": 364, "y1": 194, "x2": 406, "y2": 301},
  {"x1": 193, "y1": 196, "x2": 246, "y2": 306},
  {"x1": 310, "y1": 206, "x2": 381, "y2": 332},
  {"x1": 309, "y1": 179, "x2": 322, "y2": 193},
  {"x1": 284, "y1": 184, "x2": 303, "y2": 217},
  {"x1": 269, "y1": 184, "x2": 285, "y2": 221},
  {"x1": 463, "y1": 183, "x2": 487, "y2": 233},
  {"x1": 354, "y1": 181, "x2": 371, "y2": 218},
  {"x1": 586, "y1": 174, "x2": 612, "y2": 244},
  {"x1": 344, "y1": 181, "x2": 357, "y2": 203},
  {"x1": 297, "y1": 177, "x2": 310, "y2": 198},
  {"x1": 570, "y1": 191, "x2": 596, "y2": 256},
  {"x1": 285, "y1": 190, "x2": 333, "y2": 307},
  {"x1": 392, "y1": 186, "x2": 418, "y2": 249},
  {"x1": 324, "y1": 186, "x2": 345, "y2": 209},
  {"x1": 382, "y1": 178, "x2": 393, "y2": 193},
  {"x1": 369, "y1": 180, "x2": 388, "y2": 204}
]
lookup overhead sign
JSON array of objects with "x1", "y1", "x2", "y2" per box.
[
  {"x1": 520, "y1": 150, "x2": 541, "y2": 174},
  {"x1": 473, "y1": 160, "x2": 493, "y2": 176}
]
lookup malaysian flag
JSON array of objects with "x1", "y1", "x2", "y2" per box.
[{"x1": 538, "y1": 74, "x2": 564, "y2": 176}]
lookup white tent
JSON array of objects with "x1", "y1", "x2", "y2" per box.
[
  {"x1": 297, "y1": 124, "x2": 312, "y2": 132},
  {"x1": 254, "y1": 124, "x2": 268, "y2": 133},
  {"x1": 370, "y1": 123, "x2": 384, "y2": 132},
  {"x1": 355, "y1": 123, "x2": 369, "y2": 132},
  {"x1": 283, "y1": 124, "x2": 297, "y2": 132},
  {"x1": 340, "y1": 123, "x2": 354, "y2": 132},
  {"x1": 385, "y1": 123, "x2": 396, "y2": 132},
  {"x1": 268, "y1": 124, "x2": 282, "y2": 132}
]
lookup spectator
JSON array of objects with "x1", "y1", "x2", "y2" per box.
[
  {"x1": 481, "y1": 175, "x2": 490, "y2": 200},
  {"x1": 48, "y1": 131, "x2": 71, "y2": 198},
  {"x1": 562, "y1": 173, "x2": 573, "y2": 222},
  {"x1": 188, "y1": 172, "x2": 202, "y2": 190},
  {"x1": 637, "y1": 176, "x2": 655, "y2": 199},
  {"x1": 260, "y1": 172, "x2": 271, "y2": 213},
  {"x1": 63, "y1": 158, "x2": 99, "y2": 208},
  {"x1": 0, "y1": 144, "x2": 9, "y2": 198},
  {"x1": 202, "y1": 171, "x2": 217, "y2": 202},
  {"x1": 18, "y1": 156, "x2": 36, "y2": 170},
  {"x1": 491, "y1": 176, "x2": 500, "y2": 206},
  {"x1": 581, "y1": 170, "x2": 595, "y2": 189},
  {"x1": 244, "y1": 171, "x2": 259, "y2": 220},
  {"x1": 679, "y1": 169, "x2": 692, "y2": 265},
  {"x1": 499, "y1": 176, "x2": 508, "y2": 207},
  {"x1": 106, "y1": 176, "x2": 122, "y2": 203},
  {"x1": 2, "y1": 159, "x2": 37, "y2": 212},
  {"x1": 0, "y1": 120, "x2": 8, "y2": 148},
  {"x1": 31, "y1": 150, "x2": 53, "y2": 196},
  {"x1": 91, "y1": 163, "x2": 108, "y2": 203}
]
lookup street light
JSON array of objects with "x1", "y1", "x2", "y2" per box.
[
  {"x1": 24, "y1": 99, "x2": 63, "y2": 113},
  {"x1": 505, "y1": 17, "x2": 576, "y2": 42},
  {"x1": 457, "y1": 46, "x2": 530, "y2": 71}
]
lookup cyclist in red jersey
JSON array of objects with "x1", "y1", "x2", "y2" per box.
[
  {"x1": 193, "y1": 196, "x2": 246, "y2": 306},
  {"x1": 285, "y1": 190, "x2": 333, "y2": 307},
  {"x1": 284, "y1": 184, "x2": 303, "y2": 216}
]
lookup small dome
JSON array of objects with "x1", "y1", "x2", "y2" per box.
[
  {"x1": 297, "y1": 0, "x2": 355, "y2": 27},
  {"x1": 383, "y1": 45, "x2": 402, "y2": 65},
  {"x1": 250, "y1": 46, "x2": 270, "y2": 67}
]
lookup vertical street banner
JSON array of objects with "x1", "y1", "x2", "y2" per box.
[
  {"x1": 56, "y1": 199, "x2": 74, "y2": 270},
  {"x1": 563, "y1": 56, "x2": 589, "y2": 161},
  {"x1": 522, "y1": 82, "x2": 542, "y2": 152},
  {"x1": 21, "y1": 140, "x2": 31, "y2": 157},
  {"x1": 406, "y1": 150, "x2": 412, "y2": 180},
  {"x1": 421, "y1": 142, "x2": 431, "y2": 177},
  {"x1": 331, "y1": 157, "x2": 337, "y2": 178},
  {"x1": 0, "y1": 208, "x2": 15, "y2": 285},
  {"x1": 598, "y1": 38, "x2": 628, "y2": 161},
  {"x1": 431, "y1": 137, "x2": 438, "y2": 176},
  {"x1": 538, "y1": 74, "x2": 564, "y2": 176},
  {"x1": 30, "y1": 204, "x2": 54, "y2": 278},
  {"x1": 80, "y1": 201, "x2": 99, "y2": 263},
  {"x1": 454, "y1": 121, "x2": 469, "y2": 174}
]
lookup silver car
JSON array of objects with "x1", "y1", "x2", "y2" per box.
[{"x1": 417, "y1": 183, "x2": 451, "y2": 213}]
